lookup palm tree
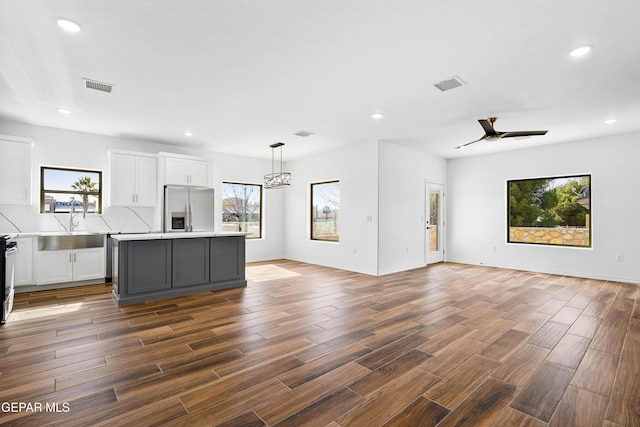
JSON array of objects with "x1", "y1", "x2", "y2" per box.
[{"x1": 71, "y1": 176, "x2": 98, "y2": 218}]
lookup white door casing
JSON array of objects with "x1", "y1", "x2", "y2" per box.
[{"x1": 426, "y1": 182, "x2": 444, "y2": 264}]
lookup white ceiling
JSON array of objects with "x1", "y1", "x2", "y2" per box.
[{"x1": 1, "y1": 0, "x2": 639, "y2": 161}]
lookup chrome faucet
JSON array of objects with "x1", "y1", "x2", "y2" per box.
[{"x1": 69, "y1": 197, "x2": 78, "y2": 232}]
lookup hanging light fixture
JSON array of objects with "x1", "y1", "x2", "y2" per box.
[{"x1": 264, "y1": 142, "x2": 291, "y2": 189}]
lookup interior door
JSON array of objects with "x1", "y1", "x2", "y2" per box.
[{"x1": 426, "y1": 182, "x2": 444, "y2": 264}]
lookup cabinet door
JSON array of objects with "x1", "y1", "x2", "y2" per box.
[
  {"x1": 134, "y1": 156, "x2": 157, "y2": 207},
  {"x1": 110, "y1": 153, "x2": 157, "y2": 207},
  {"x1": 0, "y1": 137, "x2": 32, "y2": 204},
  {"x1": 164, "y1": 157, "x2": 190, "y2": 185},
  {"x1": 127, "y1": 240, "x2": 172, "y2": 294},
  {"x1": 15, "y1": 237, "x2": 33, "y2": 286},
  {"x1": 210, "y1": 237, "x2": 245, "y2": 282},
  {"x1": 36, "y1": 250, "x2": 73, "y2": 285},
  {"x1": 172, "y1": 238, "x2": 210, "y2": 287},
  {"x1": 73, "y1": 248, "x2": 105, "y2": 281},
  {"x1": 187, "y1": 160, "x2": 211, "y2": 187},
  {"x1": 110, "y1": 153, "x2": 136, "y2": 206}
]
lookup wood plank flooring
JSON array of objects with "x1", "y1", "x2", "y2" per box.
[{"x1": 1, "y1": 260, "x2": 639, "y2": 426}]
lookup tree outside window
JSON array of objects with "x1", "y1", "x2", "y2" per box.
[
  {"x1": 508, "y1": 174, "x2": 591, "y2": 247},
  {"x1": 40, "y1": 167, "x2": 102, "y2": 214},
  {"x1": 311, "y1": 180, "x2": 339, "y2": 241},
  {"x1": 222, "y1": 182, "x2": 262, "y2": 239}
]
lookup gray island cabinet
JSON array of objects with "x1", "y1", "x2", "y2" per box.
[{"x1": 111, "y1": 232, "x2": 246, "y2": 306}]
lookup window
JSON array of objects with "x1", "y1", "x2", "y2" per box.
[
  {"x1": 507, "y1": 174, "x2": 591, "y2": 247},
  {"x1": 40, "y1": 167, "x2": 102, "y2": 214},
  {"x1": 311, "y1": 180, "x2": 340, "y2": 241},
  {"x1": 222, "y1": 182, "x2": 262, "y2": 239}
]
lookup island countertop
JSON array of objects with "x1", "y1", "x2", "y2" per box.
[{"x1": 110, "y1": 231, "x2": 248, "y2": 241}]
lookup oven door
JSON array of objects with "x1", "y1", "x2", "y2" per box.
[{"x1": 2, "y1": 245, "x2": 17, "y2": 323}]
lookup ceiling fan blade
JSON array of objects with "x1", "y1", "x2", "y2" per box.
[
  {"x1": 500, "y1": 130, "x2": 548, "y2": 138},
  {"x1": 457, "y1": 118, "x2": 548, "y2": 150},
  {"x1": 478, "y1": 119, "x2": 499, "y2": 136},
  {"x1": 455, "y1": 136, "x2": 486, "y2": 149}
]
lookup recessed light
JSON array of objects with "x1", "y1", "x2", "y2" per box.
[
  {"x1": 57, "y1": 108, "x2": 72, "y2": 115},
  {"x1": 56, "y1": 18, "x2": 81, "y2": 32},
  {"x1": 604, "y1": 117, "x2": 618, "y2": 124},
  {"x1": 372, "y1": 113, "x2": 384, "y2": 120},
  {"x1": 570, "y1": 45, "x2": 592, "y2": 57},
  {"x1": 184, "y1": 131, "x2": 193, "y2": 137}
]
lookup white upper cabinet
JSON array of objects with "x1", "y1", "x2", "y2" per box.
[
  {"x1": 159, "y1": 153, "x2": 212, "y2": 187},
  {"x1": 109, "y1": 151, "x2": 157, "y2": 207},
  {"x1": 0, "y1": 135, "x2": 33, "y2": 205}
]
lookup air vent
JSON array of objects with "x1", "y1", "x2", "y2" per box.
[
  {"x1": 433, "y1": 76, "x2": 466, "y2": 92},
  {"x1": 83, "y1": 78, "x2": 114, "y2": 93},
  {"x1": 293, "y1": 130, "x2": 314, "y2": 137}
]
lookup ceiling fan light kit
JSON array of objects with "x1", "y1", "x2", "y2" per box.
[{"x1": 456, "y1": 117, "x2": 548, "y2": 149}]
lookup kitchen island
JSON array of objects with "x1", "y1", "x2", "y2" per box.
[{"x1": 111, "y1": 232, "x2": 247, "y2": 306}]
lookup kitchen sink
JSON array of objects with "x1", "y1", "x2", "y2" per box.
[{"x1": 38, "y1": 232, "x2": 105, "y2": 250}]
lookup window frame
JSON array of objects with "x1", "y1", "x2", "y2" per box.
[
  {"x1": 221, "y1": 181, "x2": 263, "y2": 239},
  {"x1": 40, "y1": 166, "x2": 103, "y2": 214},
  {"x1": 507, "y1": 174, "x2": 591, "y2": 248},
  {"x1": 310, "y1": 180, "x2": 340, "y2": 242}
]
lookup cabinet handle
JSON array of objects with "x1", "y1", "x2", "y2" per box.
[
  {"x1": 74, "y1": 253, "x2": 77, "y2": 262},
  {"x1": 69, "y1": 253, "x2": 72, "y2": 262},
  {"x1": 132, "y1": 194, "x2": 135, "y2": 203}
]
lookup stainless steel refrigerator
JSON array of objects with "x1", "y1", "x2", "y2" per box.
[{"x1": 163, "y1": 185, "x2": 214, "y2": 232}]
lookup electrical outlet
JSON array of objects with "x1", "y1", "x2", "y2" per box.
[
  {"x1": 353, "y1": 248, "x2": 357, "y2": 255},
  {"x1": 616, "y1": 255, "x2": 624, "y2": 262}
]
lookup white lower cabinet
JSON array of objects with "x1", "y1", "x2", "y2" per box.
[
  {"x1": 36, "y1": 248, "x2": 105, "y2": 285},
  {"x1": 15, "y1": 237, "x2": 34, "y2": 286},
  {"x1": 73, "y1": 249, "x2": 105, "y2": 281}
]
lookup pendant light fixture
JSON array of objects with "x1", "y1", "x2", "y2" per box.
[{"x1": 264, "y1": 142, "x2": 291, "y2": 189}]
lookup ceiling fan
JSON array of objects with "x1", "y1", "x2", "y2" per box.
[{"x1": 456, "y1": 117, "x2": 548, "y2": 149}]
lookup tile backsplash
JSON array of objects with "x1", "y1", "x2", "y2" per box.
[{"x1": 0, "y1": 204, "x2": 157, "y2": 234}]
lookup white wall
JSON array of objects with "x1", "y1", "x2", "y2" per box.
[
  {"x1": 10, "y1": 118, "x2": 635, "y2": 283},
  {"x1": 447, "y1": 131, "x2": 640, "y2": 284},
  {"x1": 283, "y1": 141, "x2": 379, "y2": 275},
  {"x1": 0, "y1": 119, "x2": 284, "y2": 262},
  {"x1": 378, "y1": 141, "x2": 447, "y2": 275},
  {"x1": 213, "y1": 152, "x2": 284, "y2": 262}
]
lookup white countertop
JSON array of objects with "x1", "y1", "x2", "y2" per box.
[
  {"x1": 110, "y1": 232, "x2": 248, "y2": 241},
  {"x1": 15, "y1": 230, "x2": 155, "y2": 237}
]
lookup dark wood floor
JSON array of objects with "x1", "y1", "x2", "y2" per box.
[{"x1": 1, "y1": 260, "x2": 638, "y2": 426}]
